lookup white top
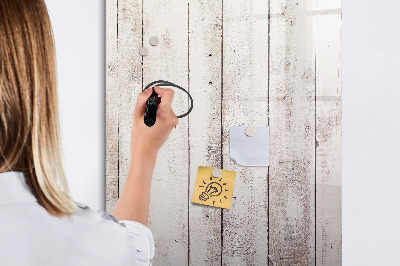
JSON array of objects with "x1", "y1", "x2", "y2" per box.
[{"x1": 0, "y1": 171, "x2": 155, "y2": 265}]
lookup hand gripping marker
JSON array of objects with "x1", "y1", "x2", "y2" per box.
[{"x1": 143, "y1": 80, "x2": 193, "y2": 127}]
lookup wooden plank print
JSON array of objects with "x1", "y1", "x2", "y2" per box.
[
  {"x1": 105, "y1": 0, "x2": 119, "y2": 213},
  {"x1": 105, "y1": 0, "x2": 342, "y2": 264},
  {"x1": 316, "y1": 0, "x2": 342, "y2": 264},
  {"x1": 268, "y1": 0, "x2": 316, "y2": 264},
  {"x1": 142, "y1": 0, "x2": 189, "y2": 264},
  {"x1": 222, "y1": 0, "x2": 269, "y2": 265},
  {"x1": 188, "y1": 0, "x2": 223, "y2": 264}
]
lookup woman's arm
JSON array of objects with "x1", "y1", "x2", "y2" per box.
[
  {"x1": 112, "y1": 87, "x2": 178, "y2": 226},
  {"x1": 111, "y1": 148, "x2": 157, "y2": 225}
]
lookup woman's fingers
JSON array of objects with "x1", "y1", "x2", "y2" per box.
[
  {"x1": 154, "y1": 87, "x2": 175, "y2": 107},
  {"x1": 133, "y1": 88, "x2": 153, "y2": 118},
  {"x1": 134, "y1": 86, "x2": 178, "y2": 127}
]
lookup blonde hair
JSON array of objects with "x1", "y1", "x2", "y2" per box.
[{"x1": 0, "y1": 0, "x2": 78, "y2": 217}]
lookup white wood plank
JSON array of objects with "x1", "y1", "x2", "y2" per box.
[
  {"x1": 117, "y1": 0, "x2": 143, "y2": 197},
  {"x1": 105, "y1": 0, "x2": 119, "y2": 213},
  {"x1": 268, "y1": 0, "x2": 317, "y2": 264},
  {"x1": 188, "y1": 0, "x2": 223, "y2": 265},
  {"x1": 316, "y1": 0, "x2": 342, "y2": 264},
  {"x1": 222, "y1": 0, "x2": 269, "y2": 265},
  {"x1": 142, "y1": 0, "x2": 189, "y2": 264}
]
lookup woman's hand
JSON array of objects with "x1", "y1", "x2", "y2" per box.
[
  {"x1": 130, "y1": 86, "x2": 179, "y2": 159},
  {"x1": 112, "y1": 86, "x2": 178, "y2": 225}
]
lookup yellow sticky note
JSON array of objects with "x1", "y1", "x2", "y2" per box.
[{"x1": 192, "y1": 166, "x2": 236, "y2": 209}]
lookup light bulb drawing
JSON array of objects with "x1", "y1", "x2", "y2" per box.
[
  {"x1": 199, "y1": 182, "x2": 222, "y2": 201},
  {"x1": 192, "y1": 166, "x2": 235, "y2": 209}
]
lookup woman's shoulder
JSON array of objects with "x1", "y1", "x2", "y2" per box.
[
  {"x1": 73, "y1": 202, "x2": 155, "y2": 265},
  {"x1": 75, "y1": 202, "x2": 120, "y2": 224}
]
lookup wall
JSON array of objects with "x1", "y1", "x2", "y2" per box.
[
  {"x1": 46, "y1": 1, "x2": 105, "y2": 211},
  {"x1": 43, "y1": 0, "x2": 400, "y2": 264},
  {"x1": 343, "y1": 0, "x2": 400, "y2": 265}
]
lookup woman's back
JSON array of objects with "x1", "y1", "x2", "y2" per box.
[{"x1": 0, "y1": 171, "x2": 154, "y2": 266}]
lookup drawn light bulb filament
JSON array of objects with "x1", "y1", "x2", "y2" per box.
[{"x1": 199, "y1": 182, "x2": 222, "y2": 201}]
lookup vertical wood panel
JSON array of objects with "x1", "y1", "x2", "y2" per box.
[
  {"x1": 105, "y1": 0, "x2": 119, "y2": 212},
  {"x1": 142, "y1": 0, "x2": 189, "y2": 264},
  {"x1": 222, "y1": 0, "x2": 269, "y2": 265},
  {"x1": 315, "y1": 0, "x2": 342, "y2": 264},
  {"x1": 268, "y1": 0, "x2": 316, "y2": 264},
  {"x1": 188, "y1": 0, "x2": 223, "y2": 265},
  {"x1": 117, "y1": 0, "x2": 143, "y2": 193}
]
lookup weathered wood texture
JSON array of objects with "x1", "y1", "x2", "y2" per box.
[
  {"x1": 116, "y1": 0, "x2": 142, "y2": 194},
  {"x1": 222, "y1": 0, "x2": 269, "y2": 265},
  {"x1": 105, "y1": 0, "x2": 342, "y2": 264},
  {"x1": 188, "y1": 0, "x2": 222, "y2": 265},
  {"x1": 316, "y1": 0, "x2": 342, "y2": 264},
  {"x1": 142, "y1": 0, "x2": 189, "y2": 264},
  {"x1": 269, "y1": 0, "x2": 316, "y2": 264},
  {"x1": 105, "y1": 0, "x2": 118, "y2": 213}
]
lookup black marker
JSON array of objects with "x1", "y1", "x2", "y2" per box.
[
  {"x1": 142, "y1": 80, "x2": 193, "y2": 119},
  {"x1": 144, "y1": 87, "x2": 158, "y2": 127}
]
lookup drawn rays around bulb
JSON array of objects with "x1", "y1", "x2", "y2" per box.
[{"x1": 198, "y1": 176, "x2": 228, "y2": 205}]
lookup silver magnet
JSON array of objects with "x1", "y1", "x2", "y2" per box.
[
  {"x1": 211, "y1": 169, "x2": 222, "y2": 178},
  {"x1": 149, "y1": 36, "x2": 159, "y2": 46},
  {"x1": 139, "y1": 47, "x2": 148, "y2": 56},
  {"x1": 245, "y1": 127, "x2": 255, "y2": 137}
]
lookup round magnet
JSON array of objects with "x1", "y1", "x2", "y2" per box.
[
  {"x1": 245, "y1": 127, "x2": 255, "y2": 137},
  {"x1": 139, "y1": 47, "x2": 148, "y2": 56},
  {"x1": 212, "y1": 169, "x2": 222, "y2": 178},
  {"x1": 149, "y1": 36, "x2": 159, "y2": 46}
]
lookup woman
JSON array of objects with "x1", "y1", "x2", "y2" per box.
[{"x1": 0, "y1": 0, "x2": 178, "y2": 265}]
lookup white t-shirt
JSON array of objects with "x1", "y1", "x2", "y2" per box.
[{"x1": 0, "y1": 171, "x2": 155, "y2": 265}]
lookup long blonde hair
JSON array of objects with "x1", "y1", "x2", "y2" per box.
[{"x1": 0, "y1": 0, "x2": 78, "y2": 217}]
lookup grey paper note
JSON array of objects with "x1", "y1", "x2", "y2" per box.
[{"x1": 229, "y1": 126, "x2": 269, "y2": 166}]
